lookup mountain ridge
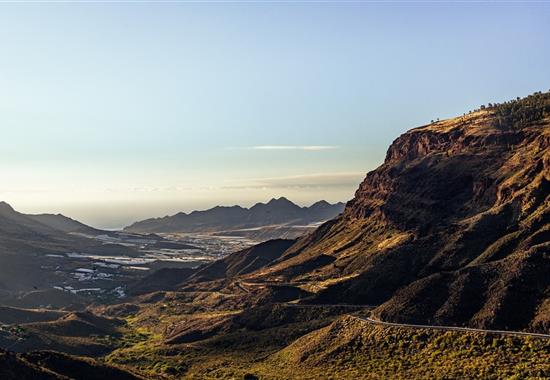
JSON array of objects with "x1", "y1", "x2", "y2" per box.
[
  {"x1": 228, "y1": 91, "x2": 550, "y2": 333},
  {"x1": 25, "y1": 213, "x2": 104, "y2": 236},
  {"x1": 124, "y1": 198, "x2": 346, "y2": 234}
]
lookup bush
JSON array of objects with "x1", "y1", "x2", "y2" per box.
[{"x1": 489, "y1": 90, "x2": 550, "y2": 130}]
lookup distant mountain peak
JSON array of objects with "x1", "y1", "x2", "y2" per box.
[
  {"x1": 310, "y1": 200, "x2": 331, "y2": 208},
  {"x1": 266, "y1": 197, "x2": 295, "y2": 206},
  {"x1": 125, "y1": 198, "x2": 346, "y2": 234}
]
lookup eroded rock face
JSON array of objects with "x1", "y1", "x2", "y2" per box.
[
  {"x1": 346, "y1": 109, "x2": 547, "y2": 230},
  {"x1": 257, "y1": 92, "x2": 550, "y2": 332}
]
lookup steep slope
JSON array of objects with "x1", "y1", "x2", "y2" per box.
[
  {"x1": 245, "y1": 91, "x2": 550, "y2": 333},
  {"x1": 0, "y1": 203, "x2": 136, "y2": 294},
  {"x1": 127, "y1": 267, "x2": 195, "y2": 296},
  {"x1": 25, "y1": 213, "x2": 103, "y2": 236},
  {"x1": 189, "y1": 239, "x2": 296, "y2": 283},
  {"x1": 125, "y1": 239, "x2": 296, "y2": 296},
  {"x1": 0, "y1": 202, "x2": 78, "y2": 253},
  {"x1": 0, "y1": 202, "x2": 91, "y2": 291},
  {"x1": 263, "y1": 316, "x2": 550, "y2": 380},
  {"x1": 124, "y1": 198, "x2": 345, "y2": 233}
]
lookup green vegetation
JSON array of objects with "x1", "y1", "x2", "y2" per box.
[
  {"x1": 259, "y1": 317, "x2": 550, "y2": 380},
  {"x1": 106, "y1": 302, "x2": 348, "y2": 378},
  {"x1": 103, "y1": 305, "x2": 550, "y2": 380},
  {"x1": 487, "y1": 90, "x2": 550, "y2": 129}
]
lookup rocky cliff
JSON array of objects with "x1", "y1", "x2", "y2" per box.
[{"x1": 246, "y1": 91, "x2": 550, "y2": 333}]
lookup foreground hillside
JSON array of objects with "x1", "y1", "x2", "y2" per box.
[
  {"x1": 103, "y1": 303, "x2": 549, "y2": 379},
  {"x1": 0, "y1": 349, "x2": 141, "y2": 380},
  {"x1": 258, "y1": 316, "x2": 550, "y2": 380}
]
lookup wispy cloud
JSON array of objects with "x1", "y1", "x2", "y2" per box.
[
  {"x1": 227, "y1": 145, "x2": 339, "y2": 151},
  {"x1": 220, "y1": 172, "x2": 365, "y2": 190}
]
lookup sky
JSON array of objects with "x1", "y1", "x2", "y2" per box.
[{"x1": 0, "y1": 1, "x2": 549, "y2": 228}]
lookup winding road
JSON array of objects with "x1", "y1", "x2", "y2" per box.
[
  {"x1": 234, "y1": 279, "x2": 550, "y2": 340},
  {"x1": 355, "y1": 316, "x2": 550, "y2": 340}
]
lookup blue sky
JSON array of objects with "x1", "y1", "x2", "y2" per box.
[{"x1": 1, "y1": 2, "x2": 549, "y2": 228}]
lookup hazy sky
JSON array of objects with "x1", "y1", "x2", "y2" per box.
[{"x1": 1, "y1": 2, "x2": 549, "y2": 228}]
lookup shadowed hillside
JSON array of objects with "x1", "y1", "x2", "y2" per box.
[
  {"x1": 0, "y1": 349, "x2": 141, "y2": 380},
  {"x1": 190, "y1": 239, "x2": 297, "y2": 283},
  {"x1": 26, "y1": 214, "x2": 104, "y2": 236},
  {"x1": 0, "y1": 202, "x2": 139, "y2": 297}
]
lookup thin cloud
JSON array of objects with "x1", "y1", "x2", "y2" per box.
[
  {"x1": 220, "y1": 172, "x2": 365, "y2": 190},
  {"x1": 227, "y1": 145, "x2": 339, "y2": 151}
]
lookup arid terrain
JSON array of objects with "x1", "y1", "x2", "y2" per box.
[{"x1": 1, "y1": 92, "x2": 549, "y2": 379}]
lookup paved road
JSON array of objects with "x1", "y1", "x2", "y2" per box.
[
  {"x1": 189, "y1": 272, "x2": 550, "y2": 344},
  {"x1": 355, "y1": 316, "x2": 550, "y2": 340},
  {"x1": 232, "y1": 282, "x2": 550, "y2": 340}
]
